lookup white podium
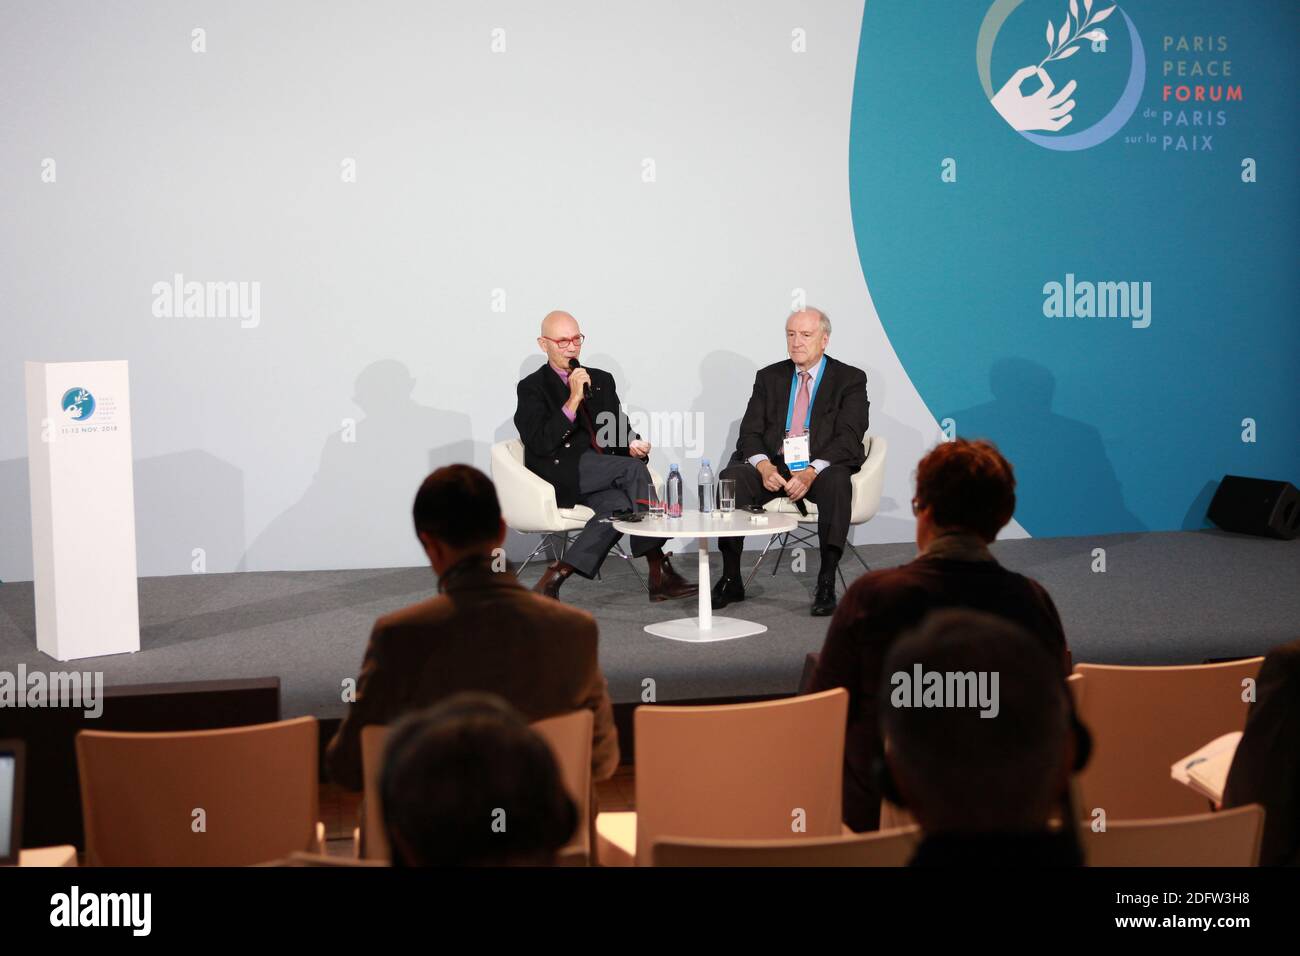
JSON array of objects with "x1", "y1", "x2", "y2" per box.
[{"x1": 25, "y1": 361, "x2": 140, "y2": 661}]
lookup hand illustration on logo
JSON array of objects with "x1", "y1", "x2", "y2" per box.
[
  {"x1": 988, "y1": 0, "x2": 1114, "y2": 134},
  {"x1": 991, "y1": 66, "x2": 1077, "y2": 132}
]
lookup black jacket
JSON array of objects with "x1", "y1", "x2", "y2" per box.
[
  {"x1": 730, "y1": 355, "x2": 870, "y2": 473},
  {"x1": 514, "y1": 362, "x2": 639, "y2": 508},
  {"x1": 1224, "y1": 638, "x2": 1300, "y2": 866}
]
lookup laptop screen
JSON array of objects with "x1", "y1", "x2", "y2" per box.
[
  {"x1": 0, "y1": 743, "x2": 22, "y2": 865},
  {"x1": 0, "y1": 754, "x2": 14, "y2": 858}
]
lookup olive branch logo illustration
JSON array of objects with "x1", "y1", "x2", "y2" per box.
[{"x1": 1039, "y1": 0, "x2": 1115, "y2": 69}]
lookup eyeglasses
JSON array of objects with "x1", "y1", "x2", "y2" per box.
[{"x1": 542, "y1": 334, "x2": 586, "y2": 349}]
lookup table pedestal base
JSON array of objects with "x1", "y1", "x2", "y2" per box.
[{"x1": 642, "y1": 617, "x2": 767, "y2": 644}]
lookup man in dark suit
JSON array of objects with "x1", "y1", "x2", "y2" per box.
[
  {"x1": 326, "y1": 464, "x2": 620, "y2": 791},
  {"x1": 713, "y1": 308, "x2": 870, "y2": 616},
  {"x1": 514, "y1": 310, "x2": 695, "y2": 602}
]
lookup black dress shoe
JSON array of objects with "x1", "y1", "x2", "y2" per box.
[
  {"x1": 710, "y1": 575, "x2": 746, "y2": 610},
  {"x1": 810, "y1": 580, "x2": 837, "y2": 617}
]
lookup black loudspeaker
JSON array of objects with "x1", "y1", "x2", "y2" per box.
[{"x1": 1208, "y1": 475, "x2": 1300, "y2": 540}]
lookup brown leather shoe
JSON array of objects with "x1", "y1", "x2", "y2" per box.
[
  {"x1": 647, "y1": 551, "x2": 698, "y2": 602},
  {"x1": 533, "y1": 561, "x2": 575, "y2": 600}
]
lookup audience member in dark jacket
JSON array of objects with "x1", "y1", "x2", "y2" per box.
[
  {"x1": 1224, "y1": 637, "x2": 1300, "y2": 866},
  {"x1": 881, "y1": 609, "x2": 1083, "y2": 867},
  {"x1": 808, "y1": 439, "x2": 1071, "y2": 831}
]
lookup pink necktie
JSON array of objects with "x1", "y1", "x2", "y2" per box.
[{"x1": 790, "y1": 371, "x2": 811, "y2": 438}]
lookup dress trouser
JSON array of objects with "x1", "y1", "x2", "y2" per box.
[
  {"x1": 561, "y1": 452, "x2": 658, "y2": 579},
  {"x1": 716, "y1": 462, "x2": 853, "y2": 578}
]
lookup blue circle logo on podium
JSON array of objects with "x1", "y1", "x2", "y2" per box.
[
  {"x1": 977, "y1": 0, "x2": 1144, "y2": 151},
  {"x1": 61, "y1": 387, "x2": 96, "y2": 422}
]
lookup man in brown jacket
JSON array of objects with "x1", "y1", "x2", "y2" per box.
[{"x1": 326, "y1": 465, "x2": 619, "y2": 791}]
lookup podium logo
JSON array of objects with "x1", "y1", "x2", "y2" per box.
[
  {"x1": 977, "y1": 0, "x2": 1146, "y2": 151},
  {"x1": 60, "y1": 387, "x2": 96, "y2": 422},
  {"x1": 151, "y1": 273, "x2": 261, "y2": 328}
]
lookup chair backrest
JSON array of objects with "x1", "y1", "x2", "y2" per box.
[
  {"x1": 360, "y1": 724, "x2": 391, "y2": 860},
  {"x1": 653, "y1": 825, "x2": 921, "y2": 867},
  {"x1": 1082, "y1": 803, "x2": 1264, "y2": 866},
  {"x1": 361, "y1": 711, "x2": 593, "y2": 863},
  {"x1": 1072, "y1": 658, "x2": 1263, "y2": 820},
  {"x1": 849, "y1": 433, "x2": 887, "y2": 524},
  {"x1": 490, "y1": 438, "x2": 560, "y2": 533},
  {"x1": 634, "y1": 689, "x2": 849, "y2": 863},
  {"x1": 531, "y1": 710, "x2": 593, "y2": 863},
  {"x1": 76, "y1": 716, "x2": 318, "y2": 866}
]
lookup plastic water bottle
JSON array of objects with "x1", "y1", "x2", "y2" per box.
[
  {"x1": 666, "y1": 464, "x2": 683, "y2": 518},
  {"x1": 697, "y1": 459, "x2": 715, "y2": 514}
]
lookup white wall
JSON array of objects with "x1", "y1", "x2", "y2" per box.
[{"x1": 0, "y1": 1, "x2": 1019, "y2": 579}]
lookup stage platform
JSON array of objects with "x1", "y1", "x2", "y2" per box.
[{"x1": 0, "y1": 530, "x2": 1296, "y2": 720}]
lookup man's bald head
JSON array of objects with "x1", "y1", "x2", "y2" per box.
[
  {"x1": 540, "y1": 311, "x2": 578, "y2": 338},
  {"x1": 537, "y1": 310, "x2": 584, "y2": 368}
]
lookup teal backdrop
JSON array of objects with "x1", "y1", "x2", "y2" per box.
[{"x1": 850, "y1": 0, "x2": 1298, "y2": 536}]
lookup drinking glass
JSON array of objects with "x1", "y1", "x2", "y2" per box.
[
  {"x1": 718, "y1": 478, "x2": 736, "y2": 513},
  {"x1": 647, "y1": 483, "x2": 665, "y2": 519}
]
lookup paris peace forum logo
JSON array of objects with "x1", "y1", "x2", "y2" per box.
[
  {"x1": 977, "y1": 0, "x2": 1143, "y2": 150},
  {"x1": 61, "y1": 387, "x2": 96, "y2": 422}
]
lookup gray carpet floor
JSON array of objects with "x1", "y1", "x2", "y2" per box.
[{"x1": 0, "y1": 530, "x2": 1295, "y2": 719}]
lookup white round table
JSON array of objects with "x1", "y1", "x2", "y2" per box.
[{"x1": 612, "y1": 511, "x2": 799, "y2": 643}]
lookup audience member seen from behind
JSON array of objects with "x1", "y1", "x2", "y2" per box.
[
  {"x1": 880, "y1": 609, "x2": 1083, "y2": 867},
  {"x1": 326, "y1": 464, "x2": 619, "y2": 791},
  {"x1": 808, "y1": 438, "x2": 1071, "y2": 832},
  {"x1": 1223, "y1": 636, "x2": 1300, "y2": 866},
  {"x1": 381, "y1": 693, "x2": 577, "y2": 867}
]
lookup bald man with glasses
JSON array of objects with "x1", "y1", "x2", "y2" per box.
[{"x1": 513, "y1": 310, "x2": 696, "y2": 603}]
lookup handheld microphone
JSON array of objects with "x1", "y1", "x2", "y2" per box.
[{"x1": 568, "y1": 358, "x2": 591, "y2": 399}]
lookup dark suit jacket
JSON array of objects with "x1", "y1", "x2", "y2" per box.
[
  {"x1": 1224, "y1": 638, "x2": 1300, "y2": 866},
  {"x1": 807, "y1": 555, "x2": 1070, "y2": 832},
  {"x1": 325, "y1": 559, "x2": 620, "y2": 791},
  {"x1": 514, "y1": 363, "x2": 639, "y2": 508},
  {"x1": 731, "y1": 355, "x2": 870, "y2": 473}
]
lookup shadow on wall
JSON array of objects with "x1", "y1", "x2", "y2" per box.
[
  {"x1": 0, "y1": 451, "x2": 245, "y2": 582},
  {"x1": 690, "y1": 350, "x2": 757, "y2": 470},
  {"x1": 855, "y1": 362, "x2": 926, "y2": 545},
  {"x1": 1182, "y1": 478, "x2": 1220, "y2": 531},
  {"x1": 242, "y1": 359, "x2": 473, "y2": 572},
  {"x1": 949, "y1": 357, "x2": 1145, "y2": 537}
]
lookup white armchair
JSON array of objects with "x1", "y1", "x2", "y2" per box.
[
  {"x1": 746, "y1": 434, "x2": 887, "y2": 588},
  {"x1": 490, "y1": 439, "x2": 663, "y2": 585}
]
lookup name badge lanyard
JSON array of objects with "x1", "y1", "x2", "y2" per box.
[{"x1": 784, "y1": 359, "x2": 825, "y2": 436}]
